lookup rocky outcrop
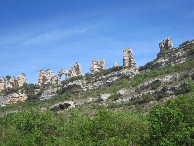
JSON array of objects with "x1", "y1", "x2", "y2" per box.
[
  {"x1": 99, "y1": 93, "x2": 111, "y2": 101},
  {"x1": 37, "y1": 70, "x2": 58, "y2": 87},
  {"x1": 64, "y1": 62, "x2": 82, "y2": 79},
  {"x1": 153, "y1": 40, "x2": 194, "y2": 69},
  {"x1": 0, "y1": 92, "x2": 27, "y2": 106},
  {"x1": 0, "y1": 74, "x2": 27, "y2": 92},
  {"x1": 51, "y1": 101, "x2": 75, "y2": 112},
  {"x1": 0, "y1": 78, "x2": 6, "y2": 92},
  {"x1": 159, "y1": 37, "x2": 173, "y2": 51},
  {"x1": 91, "y1": 59, "x2": 105, "y2": 74},
  {"x1": 123, "y1": 48, "x2": 136, "y2": 67},
  {"x1": 63, "y1": 67, "x2": 139, "y2": 93},
  {"x1": 114, "y1": 61, "x2": 118, "y2": 67},
  {"x1": 39, "y1": 88, "x2": 58, "y2": 101}
]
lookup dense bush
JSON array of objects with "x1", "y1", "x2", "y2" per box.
[
  {"x1": 145, "y1": 81, "x2": 194, "y2": 145},
  {"x1": 0, "y1": 110, "x2": 148, "y2": 145},
  {"x1": 139, "y1": 60, "x2": 154, "y2": 71},
  {"x1": 0, "y1": 110, "x2": 59, "y2": 145},
  {"x1": 0, "y1": 80, "x2": 193, "y2": 145}
]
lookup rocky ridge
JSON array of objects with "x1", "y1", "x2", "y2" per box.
[{"x1": 0, "y1": 37, "x2": 193, "y2": 110}]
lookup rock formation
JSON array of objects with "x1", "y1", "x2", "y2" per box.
[
  {"x1": 38, "y1": 63, "x2": 82, "y2": 86},
  {"x1": 123, "y1": 48, "x2": 136, "y2": 67},
  {"x1": 0, "y1": 74, "x2": 27, "y2": 92},
  {"x1": 64, "y1": 62, "x2": 82, "y2": 80},
  {"x1": 37, "y1": 70, "x2": 58, "y2": 87},
  {"x1": 114, "y1": 61, "x2": 118, "y2": 67},
  {"x1": 0, "y1": 78, "x2": 6, "y2": 92},
  {"x1": 159, "y1": 37, "x2": 173, "y2": 51},
  {"x1": 90, "y1": 59, "x2": 105, "y2": 74}
]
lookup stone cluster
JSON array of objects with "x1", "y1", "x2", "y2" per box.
[
  {"x1": 114, "y1": 61, "x2": 118, "y2": 67},
  {"x1": 159, "y1": 37, "x2": 173, "y2": 51},
  {"x1": 0, "y1": 74, "x2": 27, "y2": 92},
  {"x1": 64, "y1": 62, "x2": 82, "y2": 79},
  {"x1": 123, "y1": 48, "x2": 136, "y2": 67},
  {"x1": 90, "y1": 59, "x2": 105, "y2": 74},
  {"x1": 37, "y1": 70, "x2": 58, "y2": 87},
  {"x1": 38, "y1": 63, "x2": 82, "y2": 87}
]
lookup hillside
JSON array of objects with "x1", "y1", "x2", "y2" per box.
[{"x1": 0, "y1": 38, "x2": 194, "y2": 145}]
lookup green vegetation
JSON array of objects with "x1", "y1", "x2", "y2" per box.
[
  {"x1": 85, "y1": 66, "x2": 123, "y2": 81},
  {"x1": 157, "y1": 49, "x2": 168, "y2": 58},
  {"x1": 0, "y1": 42, "x2": 194, "y2": 145},
  {"x1": 146, "y1": 81, "x2": 194, "y2": 145},
  {"x1": 0, "y1": 81, "x2": 193, "y2": 145},
  {"x1": 139, "y1": 60, "x2": 155, "y2": 71},
  {"x1": 5, "y1": 75, "x2": 11, "y2": 80},
  {"x1": 61, "y1": 75, "x2": 83, "y2": 85},
  {"x1": 132, "y1": 59, "x2": 194, "y2": 87}
]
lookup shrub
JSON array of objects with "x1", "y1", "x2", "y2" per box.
[
  {"x1": 134, "y1": 94, "x2": 153, "y2": 105},
  {"x1": 109, "y1": 94, "x2": 120, "y2": 101},
  {"x1": 151, "y1": 80, "x2": 161, "y2": 90},
  {"x1": 157, "y1": 49, "x2": 168, "y2": 58},
  {"x1": 0, "y1": 110, "x2": 60, "y2": 145},
  {"x1": 146, "y1": 81, "x2": 194, "y2": 145},
  {"x1": 139, "y1": 61, "x2": 154, "y2": 71},
  {"x1": 5, "y1": 75, "x2": 11, "y2": 80}
]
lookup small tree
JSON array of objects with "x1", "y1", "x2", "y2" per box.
[{"x1": 5, "y1": 75, "x2": 11, "y2": 80}]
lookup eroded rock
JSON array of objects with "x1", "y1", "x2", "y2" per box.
[
  {"x1": 0, "y1": 74, "x2": 27, "y2": 92},
  {"x1": 91, "y1": 59, "x2": 105, "y2": 74},
  {"x1": 159, "y1": 37, "x2": 173, "y2": 51},
  {"x1": 123, "y1": 48, "x2": 136, "y2": 67},
  {"x1": 37, "y1": 70, "x2": 58, "y2": 87},
  {"x1": 64, "y1": 62, "x2": 82, "y2": 80}
]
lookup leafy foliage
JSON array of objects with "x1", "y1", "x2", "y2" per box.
[{"x1": 146, "y1": 81, "x2": 194, "y2": 145}]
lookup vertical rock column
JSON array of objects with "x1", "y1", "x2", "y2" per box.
[
  {"x1": 159, "y1": 37, "x2": 173, "y2": 51},
  {"x1": 123, "y1": 48, "x2": 136, "y2": 67}
]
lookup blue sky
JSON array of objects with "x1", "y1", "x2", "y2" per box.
[{"x1": 0, "y1": 0, "x2": 193, "y2": 83}]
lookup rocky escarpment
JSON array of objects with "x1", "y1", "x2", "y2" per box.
[
  {"x1": 0, "y1": 74, "x2": 27, "y2": 92},
  {"x1": 140, "y1": 38, "x2": 194, "y2": 72},
  {"x1": 63, "y1": 67, "x2": 139, "y2": 93},
  {"x1": 0, "y1": 37, "x2": 193, "y2": 109}
]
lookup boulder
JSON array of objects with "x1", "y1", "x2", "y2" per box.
[{"x1": 99, "y1": 93, "x2": 111, "y2": 101}]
